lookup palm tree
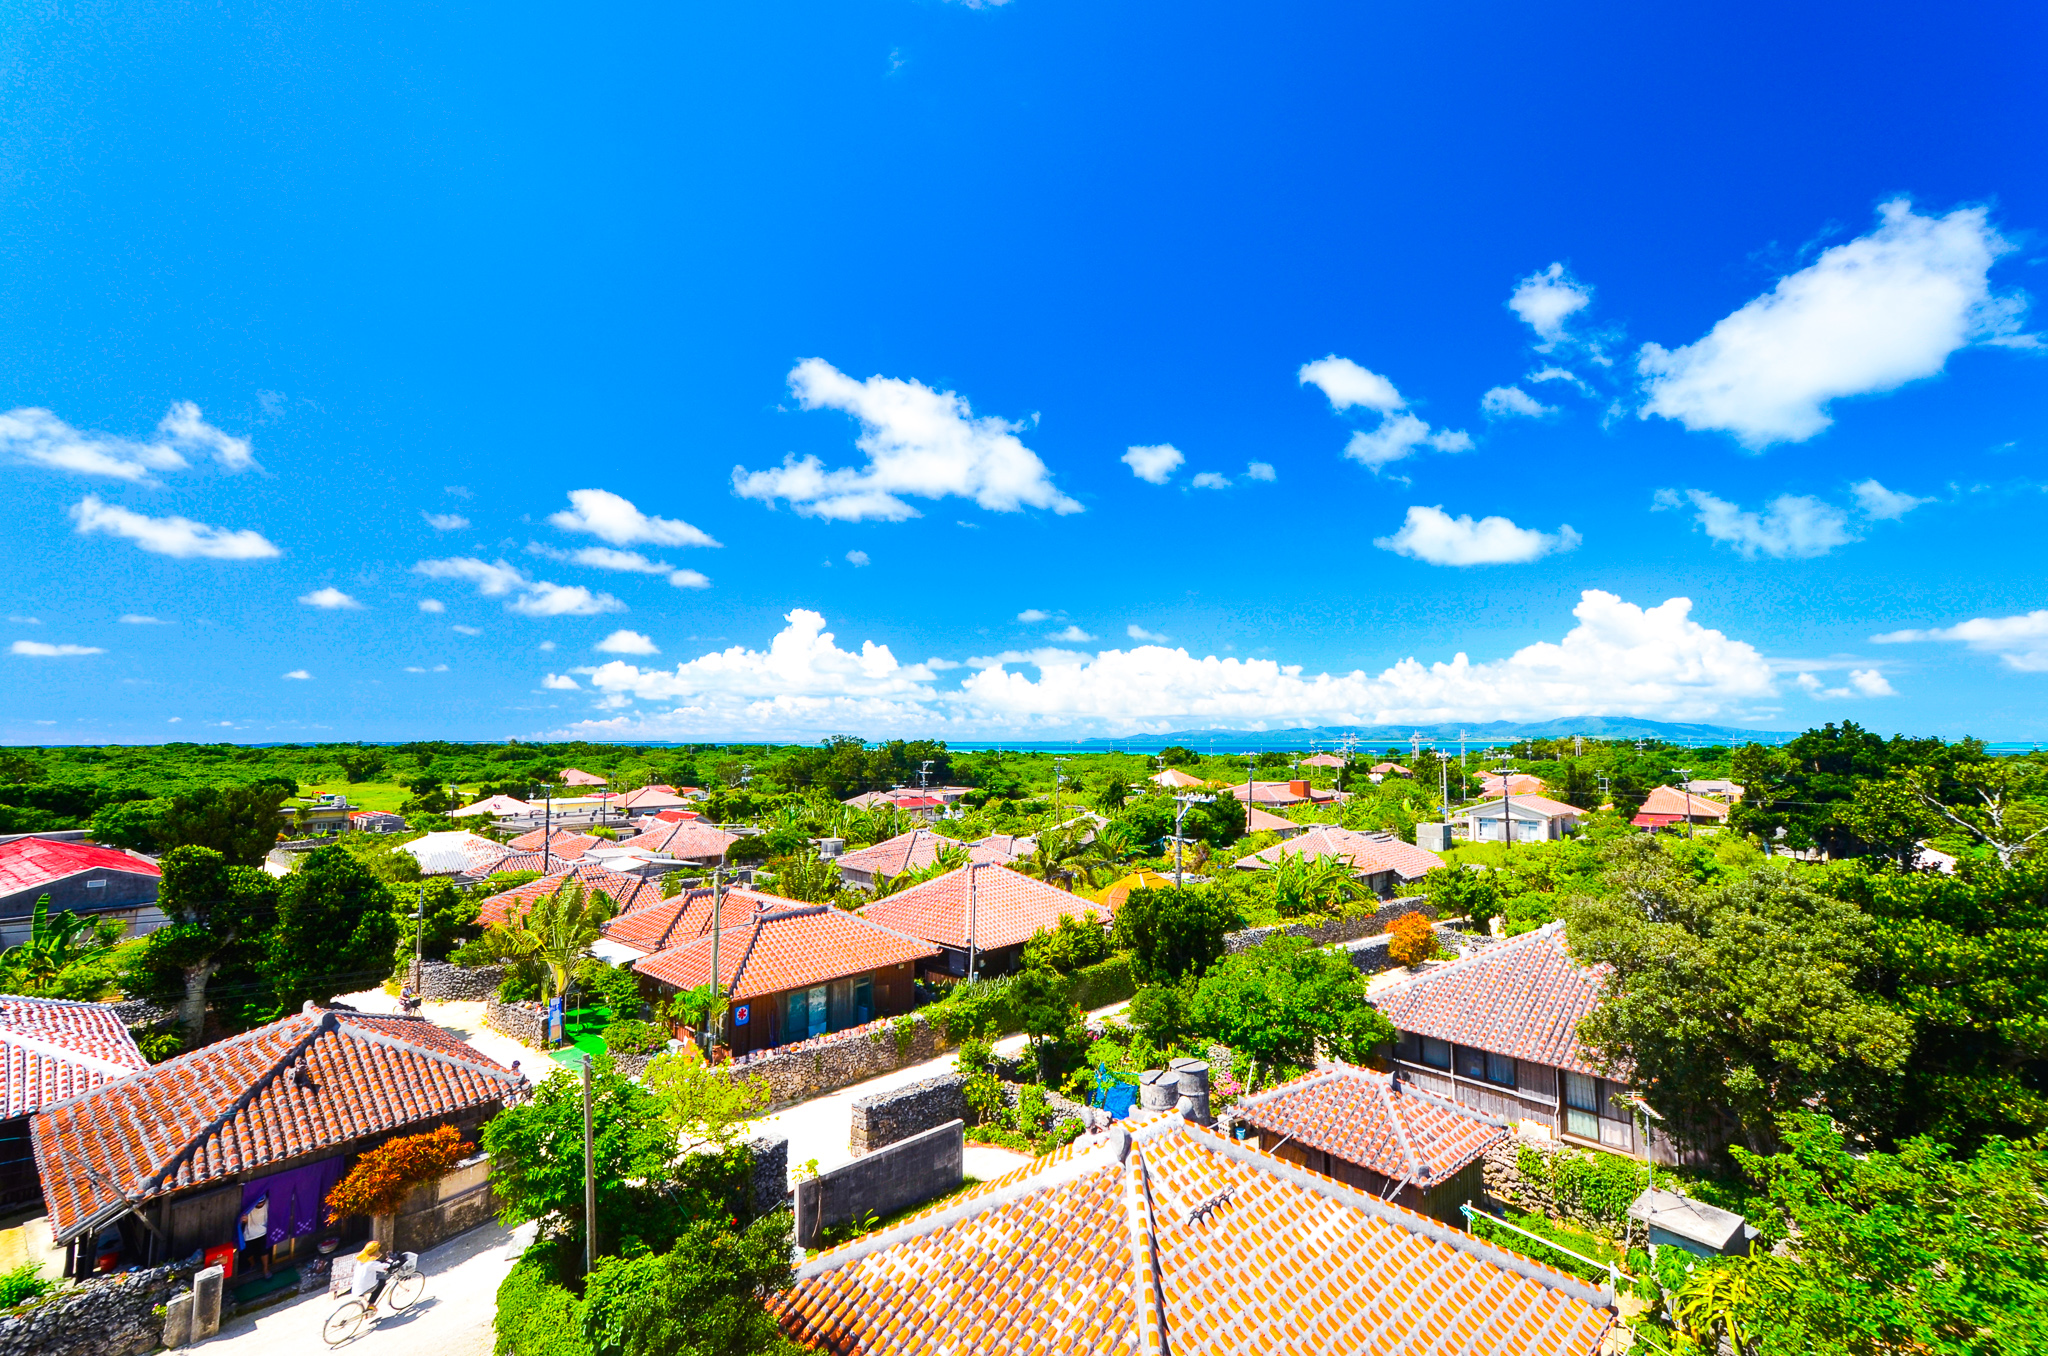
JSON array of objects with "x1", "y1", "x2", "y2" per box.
[
  {"x1": 1019, "y1": 828, "x2": 1114, "y2": 892},
  {"x1": 871, "y1": 844, "x2": 967, "y2": 898},
  {"x1": 490, "y1": 879, "x2": 616, "y2": 1005}
]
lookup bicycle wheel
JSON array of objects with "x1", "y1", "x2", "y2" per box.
[
  {"x1": 324, "y1": 1299, "x2": 369, "y2": 1346},
  {"x1": 387, "y1": 1268, "x2": 426, "y2": 1311}
]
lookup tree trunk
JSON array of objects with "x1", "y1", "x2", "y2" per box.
[{"x1": 179, "y1": 959, "x2": 220, "y2": 1049}]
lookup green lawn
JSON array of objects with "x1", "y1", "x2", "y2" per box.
[{"x1": 296, "y1": 780, "x2": 412, "y2": 812}]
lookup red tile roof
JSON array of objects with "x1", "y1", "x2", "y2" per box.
[
  {"x1": 1465, "y1": 794, "x2": 1586, "y2": 820},
  {"x1": 616, "y1": 820, "x2": 741, "y2": 862},
  {"x1": 1233, "y1": 1066, "x2": 1508, "y2": 1187},
  {"x1": 503, "y1": 827, "x2": 601, "y2": 857},
  {"x1": 859, "y1": 863, "x2": 1110, "y2": 953},
  {"x1": 834, "y1": 829, "x2": 966, "y2": 878},
  {"x1": 600, "y1": 885, "x2": 781, "y2": 956},
  {"x1": 632, "y1": 900, "x2": 937, "y2": 1000},
  {"x1": 1373, "y1": 923, "x2": 1608, "y2": 1076},
  {"x1": 0, "y1": 996, "x2": 149, "y2": 1118},
  {"x1": 0, "y1": 838, "x2": 159, "y2": 899},
  {"x1": 1639, "y1": 785, "x2": 1730, "y2": 819},
  {"x1": 1479, "y1": 774, "x2": 1548, "y2": 798},
  {"x1": 557, "y1": 767, "x2": 608, "y2": 786},
  {"x1": 32, "y1": 1008, "x2": 521, "y2": 1244},
  {"x1": 474, "y1": 862, "x2": 662, "y2": 926},
  {"x1": 771, "y1": 1111, "x2": 1613, "y2": 1356},
  {"x1": 1233, "y1": 825, "x2": 1444, "y2": 881}
]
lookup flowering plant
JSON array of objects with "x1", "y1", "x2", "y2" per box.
[{"x1": 327, "y1": 1124, "x2": 474, "y2": 1221}]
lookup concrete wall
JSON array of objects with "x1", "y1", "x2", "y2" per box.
[
  {"x1": 0, "y1": 1263, "x2": 177, "y2": 1356},
  {"x1": 849, "y1": 1073, "x2": 969, "y2": 1157},
  {"x1": 793, "y1": 1120, "x2": 963, "y2": 1249},
  {"x1": 384, "y1": 1152, "x2": 500, "y2": 1256},
  {"x1": 1222, "y1": 897, "x2": 1438, "y2": 956}
]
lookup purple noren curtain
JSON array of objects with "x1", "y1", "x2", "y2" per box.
[{"x1": 239, "y1": 1157, "x2": 346, "y2": 1246}]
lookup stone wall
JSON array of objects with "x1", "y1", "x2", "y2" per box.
[
  {"x1": 485, "y1": 996, "x2": 545, "y2": 1047},
  {"x1": 746, "y1": 1136, "x2": 789, "y2": 1219},
  {"x1": 1000, "y1": 1082, "x2": 1091, "y2": 1134},
  {"x1": 413, "y1": 961, "x2": 505, "y2": 1001},
  {"x1": 0, "y1": 1265, "x2": 177, "y2": 1356},
  {"x1": 107, "y1": 998, "x2": 174, "y2": 1030},
  {"x1": 1222, "y1": 897, "x2": 1439, "y2": 956},
  {"x1": 1480, "y1": 1133, "x2": 1630, "y2": 1236},
  {"x1": 849, "y1": 1073, "x2": 969, "y2": 1157},
  {"x1": 388, "y1": 1152, "x2": 500, "y2": 1256},
  {"x1": 1330, "y1": 922, "x2": 1468, "y2": 976},
  {"x1": 728, "y1": 1013, "x2": 948, "y2": 1111},
  {"x1": 794, "y1": 1121, "x2": 964, "y2": 1249}
]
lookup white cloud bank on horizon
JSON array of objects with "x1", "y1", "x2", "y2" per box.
[
  {"x1": 1875, "y1": 609, "x2": 2048, "y2": 672},
  {"x1": 733, "y1": 359, "x2": 1082, "y2": 521},
  {"x1": 547, "y1": 594, "x2": 1777, "y2": 739},
  {"x1": 1297, "y1": 356, "x2": 1473, "y2": 472},
  {"x1": 1375, "y1": 506, "x2": 1581, "y2": 566},
  {"x1": 1637, "y1": 199, "x2": 2032, "y2": 447},
  {"x1": 0, "y1": 402, "x2": 256, "y2": 481}
]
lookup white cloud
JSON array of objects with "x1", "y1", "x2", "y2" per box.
[
  {"x1": 549, "y1": 593, "x2": 1777, "y2": 739},
  {"x1": 845, "y1": 550, "x2": 870, "y2": 567},
  {"x1": 299, "y1": 587, "x2": 364, "y2": 610},
  {"x1": 1374, "y1": 506, "x2": 1581, "y2": 566},
  {"x1": 1849, "y1": 479, "x2": 1932, "y2": 521},
  {"x1": 1508, "y1": 263, "x2": 1594, "y2": 346},
  {"x1": 1245, "y1": 461, "x2": 1276, "y2": 482},
  {"x1": 118, "y1": 614, "x2": 166, "y2": 625},
  {"x1": 530, "y1": 543, "x2": 664, "y2": 573},
  {"x1": 418, "y1": 599, "x2": 446, "y2": 613},
  {"x1": 733, "y1": 359, "x2": 1082, "y2": 521},
  {"x1": 1343, "y1": 415, "x2": 1474, "y2": 471},
  {"x1": 1481, "y1": 386, "x2": 1556, "y2": 419},
  {"x1": 0, "y1": 402, "x2": 255, "y2": 481},
  {"x1": 1049, "y1": 625, "x2": 1095, "y2": 642},
  {"x1": 669, "y1": 570, "x2": 711, "y2": 590},
  {"x1": 7, "y1": 616, "x2": 37, "y2": 624},
  {"x1": 597, "y1": 629, "x2": 660, "y2": 655},
  {"x1": 1122, "y1": 444, "x2": 1185, "y2": 484},
  {"x1": 1127, "y1": 624, "x2": 1170, "y2": 643},
  {"x1": 926, "y1": 657, "x2": 962, "y2": 670},
  {"x1": 422, "y1": 511, "x2": 470, "y2": 531},
  {"x1": 168, "y1": 716, "x2": 180, "y2": 723},
  {"x1": 1297, "y1": 356, "x2": 1405, "y2": 412},
  {"x1": 1528, "y1": 366, "x2": 1593, "y2": 393},
  {"x1": 1017, "y1": 609, "x2": 1055, "y2": 623},
  {"x1": 1795, "y1": 666, "x2": 1896, "y2": 699},
  {"x1": 453, "y1": 625, "x2": 484, "y2": 636},
  {"x1": 413, "y1": 557, "x2": 625, "y2": 617},
  {"x1": 548, "y1": 489, "x2": 719, "y2": 549},
  {"x1": 282, "y1": 669, "x2": 313, "y2": 680},
  {"x1": 1659, "y1": 489, "x2": 1856, "y2": 559},
  {"x1": 1637, "y1": 200, "x2": 2030, "y2": 447},
  {"x1": 11, "y1": 641, "x2": 104, "y2": 657},
  {"x1": 69, "y1": 496, "x2": 281, "y2": 559},
  {"x1": 1874, "y1": 610, "x2": 2048, "y2": 672},
  {"x1": 402, "y1": 664, "x2": 451, "y2": 674},
  {"x1": 542, "y1": 673, "x2": 582, "y2": 690},
  {"x1": 539, "y1": 640, "x2": 557, "y2": 652},
  {"x1": 1191, "y1": 471, "x2": 1231, "y2": 490}
]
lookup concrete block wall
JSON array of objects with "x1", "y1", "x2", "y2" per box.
[
  {"x1": 746, "y1": 1135, "x2": 789, "y2": 1219},
  {"x1": 794, "y1": 1120, "x2": 964, "y2": 1248}
]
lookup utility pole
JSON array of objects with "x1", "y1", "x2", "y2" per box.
[
  {"x1": 706, "y1": 842, "x2": 730, "y2": 1051},
  {"x1": 1674, "y1": 766, "x2": 1695, "y2": 840},
  {"x1": 1493, "y1": 751, "x2": 1519, "y2": 851},
  {"x1": 581, "y1": 1051, "x2": 596, "y2": 1276},
  {"x1": 965, "y1": 862, "x2": 980, "y2": 982},
  {"x1": 1172, "y1": 792, "x2": 1215, "y2": 888}
]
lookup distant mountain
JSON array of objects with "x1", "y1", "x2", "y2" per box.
[{"x1": 1069, "y1": 716, "x2": 1795, "y2": 750}]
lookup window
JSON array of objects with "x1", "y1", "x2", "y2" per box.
[
  {"x1": 853, "y1": 976, "x2": 873, "y2": 1024},
  {"x1": 1457, "y1": 1046, "x2": 1484, "y2": 1080},
  {"x1": 1486, "y1": 1052, "x2": 1516, "y2": 1087},
  {"x1": 1420, "y1": 1037, "x2": 1451, "y2": 1069},
  {"x1": 1565, "y1": 1072, "x2": 1600, "y2": 1140},
  {"x1": 85, "y1": 879, "x2": 107, "y2": 889}
]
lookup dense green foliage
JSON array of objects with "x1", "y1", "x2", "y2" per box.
[
  {"x1": 1111, "y1": 886, "x2": 1243, "y2": 986},
  {"x1": 578, "y1": 1216, "x2": 806, "y2": 1356},
  {"x1": 1186, "y1": 936, "x2": 1393, "y2": 1088},
  {"x1": 267, "y1": 846, "x2": 404, "y2": 1009}
]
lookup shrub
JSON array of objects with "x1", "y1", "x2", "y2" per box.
[
  {"x1": 495, "y1": 1248, "x2": 593, "y2": 1356},
  {"x1": 1548, "y1": 1149, "x2": 1648, "y2": 1228},
  {"x1": 1516, "y1": 1143, "x2": 1550, "y2": 1187},
  {"x1": 328, "y1": 1124, "x2": 473, "y2": 1221},
  {"x1": 132, "y1": 1027, "x2": 184, "y2": 1063},
  {"x1": 1386, "y1": 911, "x2": 1439, "y2": 967},
  {"x1": 603, "y1": 1020, "x2": 667, "y2": 1056},
  {"x1": 0, "y1": 1262, "x2": 55, "y2": 1309},
  {"x1": 963, "y1": 1069, "x2": 1005, "y2": 1126},
  {"x1": 1022, "y1": 913, "x2": 1114, "y2": 975},
  {"x1": 1067, "y1": 954, "x2": 1138, "y2": 1010}
]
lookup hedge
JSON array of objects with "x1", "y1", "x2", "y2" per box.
[
  {"x1": 494, "y1": 1253, "x2": 594, "y2": 1356},
  {"x1": 924, "y1": 954, "x2": 1140, "y2": 1041},
  {"x1": 1067, "y1": 954, "x2": 1137, "y2": 1010}
]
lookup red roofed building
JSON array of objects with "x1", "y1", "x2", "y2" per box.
[
  {"x1": 556, "y1": 767, "x2": 608, "y2": 786},
  {"x1": 833, "y1": 829, "x2": 1014, "y2": 891},
  {"x1": 0, "y1": 996, "x2": 149, "y2": 1211},
  {"x1": 769, "y1": 1111, "x2": 1616, "y2": 1355},
  {"x1": 474, "y1": 862, "x2": 663, "y2": 927},
  {"x1": 32, "y1": 1008, "x2": 522, "y2": 1276},
  {"x1": 616, "y1": 819, "x2": 742, "y2": 865},
  {"x1": 1232, "y1": 825, "x2": 1444, "y2": 894},
  {"x1": 860, "y1": 863, "x2": 1111, "y2": 980},
  {"x1": 503, "y1": 826, "x2": 601, "y2": 859},
  {"x1": 1374, "y1": 923, "x2": 1679, "y2": 1162},
  {"x1": 1636, "y1": 785, "x2": 1731, "y2": 824},
  {"x1": 632, "y1": 896, "x2": 937, "y2": 1055},
  {"x1": 0, "y1": 837, "x2": 165, "y2": 946},
  {"x1": 1478, "y1": 772, "x2": 1547, "y2": 799},
  {"x1": 596, "y1": 884, "x2": 782, "y2": 961},
  {"x1": 1232, "y1": 1065, "x2": 1507, "y2": 1224},
  {"x1": 1229, "y1": 779, "x2": 1345, "y2": 808},
  {"x1": 1457, "y1": 794, "x2": 1587, "y2": 844}
]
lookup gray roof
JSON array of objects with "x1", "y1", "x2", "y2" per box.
[{"x1": 1627, "y1": 1188, "x2": 1758, "y2": 1252}]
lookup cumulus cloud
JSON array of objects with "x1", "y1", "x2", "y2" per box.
[
  {"x1": 1245, "y1": 461, "x2": 1276, "y2": 482},
  {"x1": 1297, "y1": 356, "x2": 1405, "y2": 412},
  {"x1": 418, "y1": 599, "x2": 446, "y2": 613},
  {"x1": 596, "y1": 629, "x2": 660, "y2": 655},
  {"x1": 1375, "y1": 506, "x2": 1581, "y2": 566},
  {"x1": 282, "y1": 669, "x2": 313, "y2": 680},
  {"x1": 1191, "y1": 471, "x2": 1231, "y2": 490},
  {"x1": 1049, "y1": 625, "x2": 1095, "y2": 643},
  {"x1": 0, "y1": 402, "x2": 255, "y2": 481},
  {"x1": 422, "y1": 511, "x2": 470, "y2": 531},
  {"x1": 1529, "y1": 366, "x2": 1594, "y2": 394},
  {"x1": 1296, "y1": 357, "x2": 1473, "y2": 471},
  {"x1": 542, "y1": 673, "x2": 582, "y2": 690},
  {"x1": 11, "y1": 641, "x2": 104, "y2": 657},
  {"x1": 1343, "y1": 416, "x2": 1473, "y2": 471},
  {"x1": 1874, "y1": 610, "x2": 2048, "y2": 671},
  {"x1": 1509, "y1": 263, "x2": 1594, "y2": 346},
  {"x1": 548, "y1": 594, "x2": 1777, "y2": 739},
  {"x1": 669, "y1": 569, "x2": 711, "y2": 590},
  {"x1": 1481, "y1": 386, "x2": 1556, "y2": 419},
  {"x1": 299, "y1": 587, "x2": 363, "y2": 610},
  {"x1": 119, "y1": 614, "x2": 166, "y2": 625},
  {"x1": 548, "y1": 489, "x2": 719, "y2": 548},
  {"x1": 453, "y1": 625, "x2": 483, "y2": 636},
  {"x1": 1850, "y1": 479, "x2": 1932, "y2": 520},
  {"x1": 70, "y1": 496, "x2": 281, "y2": 559},
  {"x1": 1655, "y1": 488, "x2": 1856, "y2": 559},
  {"x1": 1017, "y1": 609, "x2": 1055, "y2": 623},
  {"x1": 413, "y1": 557, "x2": 625, "y2": 617},
  {"x1": 733, "y1": 359, "x2": 1082, "y2": 521},
  {"x1": 845, "y1": 550, "x2": 870, "y2": 567},
  {"x1": 1637, "y1": 200, "x2": 2031, "y2": 448},
  {"x1": 1795, "y1": 667, "x2": 1896, "y2": 699},
  {"x1": 1127, "y1": 624, "x2": 1170, "y2": 643},
  {"x1": 1123, "y1": 444, "x2": 1184, "y2": 484}
]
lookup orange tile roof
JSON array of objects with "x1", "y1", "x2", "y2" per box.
[
  {"x1": 1639, "y1": 785, "x2": 1730, "y2": 819},
  {"x1": 833, "y1": 829, "x2": 967, "y2": 878},
  {"x1": 771, "y1": 1111, "x2": 1614, "y2": 1355},
  {"x1": 474, "y1": 862, "x2": 662, "y2": 926},
  {"x1": 631, "y1": 900, "x2": 937, "y2": 999},
  {"x1": 1234, "y1": 825, "x2": 1445, "y2": 880},
  {"x1": 859, "y1": 863, "x2": 1110, "y2": 953},
  {"x1": 616, "y1": 820, "x2": 741, "y2": 861},
  {"x1": 600, "y1": 885, "x2": 782, "y2": 955},
  {"x1": 1373, "y1": 923, "x2": 1609, "y2": 1076},
  {"x1": 32, "y1": 1009, "x2": 520, "y2": 1245},
  {"x1": 503, "y1": 826, "x2": 601, "y2": 857},
  {"x1": 0, "y1": 995, "x2": 149, "y2": 1118},
  {"x1": 1233, "y1": 1066, "x2": 1508, "y2": 1187}
]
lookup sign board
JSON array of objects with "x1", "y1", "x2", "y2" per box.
[
  {"x1": 546, "y1": 996, "x2": 564, "y2": 1046},
  {"x1": 733, "y1": 1003, "x2": 750, "y2": 1027}
]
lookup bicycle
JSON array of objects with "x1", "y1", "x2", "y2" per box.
[{"x1": 322, "y1": 1251, "x2": 424, "y2": 1346}]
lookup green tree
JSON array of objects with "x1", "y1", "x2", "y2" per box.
[
  {"x1": 579, "y1": 1215, "x2": 806, "y2": 1356},
  {"x1": 488, "y1": 880, "x2": 617, "y2": 1004},
  {"x1": 1111, "y1": 885, "x2": 1244, "y2": 985},
  {"x1": 133, "y1": 846, "x2": 281, "y2": 1047},
  {"x1": 0, "y1": 895, "x2": 125, "y2": 999},
  {"x1": 1022, "y1": 912, "x2": 1114, "y2": 975},
  {"x1": 156, "y1": 782, "x2": 294, "y2": 864},
  {"x1": 1188, "y1": 936, "x2": 1393, "y2": 1089},
  {"x1": 1011, "y1": 963, "x2": 1085, "y2": 1086},
  {"x1": 1904, "y1": 759, "x2": 2048, "y2": 869},
  {"x1": 1158, "y1": 746, "x2": 1200, "y2": 768},
  {"x1": 1719, "y1": 1113, "x2": 2048, "y2": 1356},
  {"x1": 1266, "y1": 853, "x2": 1365, "y2": 919},
  {"x1": 1418, "y1": 864, "x2": 1506, "y2": 935},
  {"x1": 88, "y1": 797, "x2": 170, "y2": 852},
  {"x1": 393, "y1": 877, "x2": 479, "y2": 965},
  {"x1": 266, "y1": 845, "x2": 403, "y2": 1008},
  {"x1": 639, "y1": 1050, "x2": 771, "y2": 1155}
]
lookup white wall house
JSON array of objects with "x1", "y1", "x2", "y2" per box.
[{"x1": 1457, "y1": 794, "x2": 1585, "y2": 843}]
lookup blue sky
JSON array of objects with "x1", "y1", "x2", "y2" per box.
[{"x1": 2, "y1": 0, "x2": 2044, "y2": 744}]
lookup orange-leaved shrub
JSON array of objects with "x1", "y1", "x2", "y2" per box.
[
  {"x1": 327, "y1": 1124, "x2": 474, "y2": 1222},
  {"x1": 1386, "y1": 911, "x2": 1439, "y2": 967}
]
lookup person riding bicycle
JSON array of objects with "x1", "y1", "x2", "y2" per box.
[{"x1": 351, "y1": 1241, "x2": 392, "y2": 1314}]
